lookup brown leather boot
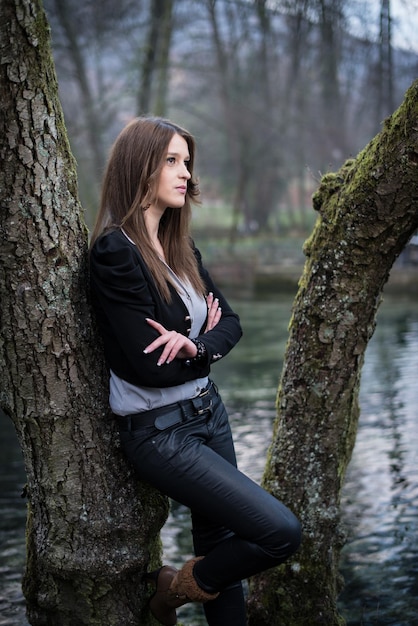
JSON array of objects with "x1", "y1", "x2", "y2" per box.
[
  {"x1": 145, "y1": 565, "x2": 179, "y2": 626},
  {"x1": 146, "y1": 557, "x2": 219, "y2": 626}
]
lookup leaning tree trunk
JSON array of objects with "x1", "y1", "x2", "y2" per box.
[
  {"x1": 247, "y1": 81, "x2": 418, "y2": 625},
  {"x1": 0, "y1": 1, "x2": 167, "y2": 624}
]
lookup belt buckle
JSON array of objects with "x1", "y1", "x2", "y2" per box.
[
  {"x1": 191, "y1": 389, "x2": 212, "y2": 415},
  {"x1": 197, "y1": 399, "x2": 212, "y2": 415}
]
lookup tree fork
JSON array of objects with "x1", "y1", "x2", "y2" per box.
[
  {"x1": 247, "y1": 82, "x2": 418, "y2": 624},
  {"x1": 0, "y1": 1, "x2": 167, "y2": 624}
]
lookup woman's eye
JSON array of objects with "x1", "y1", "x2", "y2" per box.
[
  {"x1": 166, "y1": 156, "x2": 176, "y2": 164},
  {"x1": 184, "y1": 160, "x2": 190, "y2": 169}
]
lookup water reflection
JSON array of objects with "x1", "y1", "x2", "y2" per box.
[
  {"x1": 338, "y1": 310, "x2": 418, "y2": 626},
  {"x1": 1, "y1": 296, "x2": 417, "y2": 625},
  {"x1": 0, "y1": 413, "x2": 27, "y2": 625}
]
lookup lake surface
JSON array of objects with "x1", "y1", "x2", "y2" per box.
[{"x1": 1, "y1": 294, "x2": 417, "y2": 625}]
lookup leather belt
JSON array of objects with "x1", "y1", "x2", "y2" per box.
[{"x1": 114, "y1": 381, "x2": 214, "y2": 432}]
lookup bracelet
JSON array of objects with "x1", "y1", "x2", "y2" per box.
[{"x1": 190, "y1": 338, "x2": 207, "y2": 362}]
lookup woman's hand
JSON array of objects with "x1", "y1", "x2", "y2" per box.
[
  {"x1": 205, "y1": 292, "x2": 222, "y2": 332},
  {"x1": 144, "y1": 318, "x2": 197, "y2": 366},
  {"x1": 144, "y1": 293, "x2": 221, "y2": 365}
]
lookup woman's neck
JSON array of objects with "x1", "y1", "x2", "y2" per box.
[{"x1": 144, "y1": 206, "x2": 166, "y2": 260}]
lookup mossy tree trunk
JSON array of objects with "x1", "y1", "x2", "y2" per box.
[
  {"x1": 247, "y1": 81, "x2": 418, "y2": 625},
  {"x1": 0, "y1": 1, "x2": 167, "y2": 624}
]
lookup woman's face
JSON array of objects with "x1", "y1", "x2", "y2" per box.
[{"x1": 154, "y1": 134, "x2": 191, "y2": 212}]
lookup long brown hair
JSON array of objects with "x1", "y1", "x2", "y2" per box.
[{"x1": 90, "y1": 116, "x2": 205, "y2": 301}]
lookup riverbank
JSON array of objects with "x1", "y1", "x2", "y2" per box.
[
  {"x1": 205, "y1": 261, "x2": 418, "y2": 298},
  {"x1": 197, "y1": 233, "x2": 418, "y2": 297}
]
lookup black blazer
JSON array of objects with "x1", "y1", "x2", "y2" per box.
[{"x1": 89, "y1": 229, "x2": 242, "y2": 388}]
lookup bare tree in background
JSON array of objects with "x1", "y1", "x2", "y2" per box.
[
  {"x1": 204, "y1": 0, "x2": 288, "y2": 235},
  {"x1": 43, "y1": 0, "x2": 417, "y2": 233},
  {"x1": 138, "y1": 0, "x2": 174, "y2": 116},
  {"x1": 377, "y1": 0, "x2": 395, "y2": 120},
  {"x1": 44, "y1": 0, "x2": 147, "y2": 222}
]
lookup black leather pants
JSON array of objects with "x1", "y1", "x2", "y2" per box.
[{"x1": 118, "y1": 383, "x2": 301, "y2": 626}]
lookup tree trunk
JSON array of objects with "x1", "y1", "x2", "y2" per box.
[
  {"x1": 377, "y1": 0, "x2": 395, "y2": 121},
  {"x1": 317, "y1": 0, "x2": 348, "y2": 166},
  {"x1": 52, "y1": 0, "x2": 106, "y2": 179},
  {"x1": 153, "y1": 0, "x2": 173, "y2": 117},
  {"x1": 247, "y1": 80, "x2": 418, "y2": 624},
  {"x1": 138, "y1": 0, "x2": 173, "y2": 116},
  {"x1": 0, "y1": 1, "x2": 167, "y2": 624}
]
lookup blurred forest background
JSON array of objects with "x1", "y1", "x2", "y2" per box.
[{"x1": 43, "y1": 0, "x2": 418, "y2": 267}]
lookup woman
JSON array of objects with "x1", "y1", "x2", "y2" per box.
[{"x1": 89, "y1": 116, "x2": 301, "y2": 626}]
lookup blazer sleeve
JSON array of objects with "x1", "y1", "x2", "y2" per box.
[
  {"x1": 90, "y1": 233, "x2": 213, "y2": 387},
  {"x1": 193, "y1": 246, "x2": 243, "y2": 364}
]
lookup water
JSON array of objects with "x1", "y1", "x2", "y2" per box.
[
  {"x1": 1, "y1": 295, "x2": 417, "y2": 625},
  {"x1": 337, "y1": 310, "x2": 418, "y2": 626},
  {"x1": 0, "y1": 415, "x2": 27, "y2": 624}
]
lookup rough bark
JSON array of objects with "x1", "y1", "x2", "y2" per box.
[
  {"x1": 0, "y1": 1, "x2": 167, "y2": 624},
  {"x1": 247, "y1": 81, "x2": 418, "y2": 624}
]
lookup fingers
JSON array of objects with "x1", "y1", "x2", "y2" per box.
[
  {"x1": 144, "y1": 292, "x2": 222, "y2": 366},
  {"x1": 143, "y1": 318, "x2": 166, "y2": 355},
  {"x1": 145, "y1": 318, "x2": 165, "y2": 333},
  {"x1": 143, "y1": 318, "x2": 195, "y2": 365},
  {"x1": 143, "y1": 318, "x2": 174, "y2": 364},
  {"x1": 205, "y1": 292, "x2": 221, "y2": 332},
  {"x1": 156, "y1": 333, "x2": 186, "y2": 366},
  {"x1": 144, "y1": 330, "x2": 183, "y2": 365}
]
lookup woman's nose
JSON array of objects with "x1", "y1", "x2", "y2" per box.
[{"x1": 181, "y1": 164, "x2": 191, "y2": 179}]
